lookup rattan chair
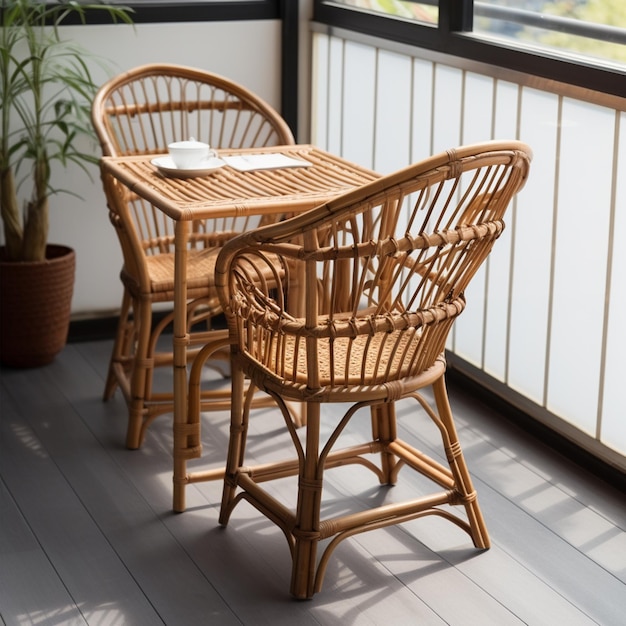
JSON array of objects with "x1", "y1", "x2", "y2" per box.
[
  {"x1": 92, "y1": 63, "x2": 295, "y2": 449},
  {"x1": 211, "y1": 141, "x2": 532, "y2": 598}
]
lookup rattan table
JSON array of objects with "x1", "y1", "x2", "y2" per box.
[{"x1": 100, "y1": 144, "x2": 380, "y2": 511}]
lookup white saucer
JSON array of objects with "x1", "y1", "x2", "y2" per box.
[{"x1": 151, "y1": 156, "x2": 225, "y2": 178}]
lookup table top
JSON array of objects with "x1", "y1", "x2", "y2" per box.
[{"x1": 101, "y1": 144, "x2": 380, "y2": 221}]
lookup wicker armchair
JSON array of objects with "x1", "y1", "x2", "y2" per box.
[
  {"x1": 211, "y1": 141, "x2": 532, "y2": 598},
  {"x1": 92, "y1": 63, "x2": 295, "y2": 449}
]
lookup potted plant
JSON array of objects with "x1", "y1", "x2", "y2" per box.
[{"x1": 0, "y1": 0, "x2": 132, "y2": 367}]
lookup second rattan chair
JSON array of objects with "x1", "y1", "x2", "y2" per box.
[
  {"x1": 211, "y1": 140, "x2": 532, "y2": 598},
  {"x1": 92, "y1": 63, "x2": 295, "y2": 449}
]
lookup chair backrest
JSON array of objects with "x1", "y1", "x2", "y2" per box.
[
  {"x1": 216, "y1": 141, "x2": 532, "y2": 394},
  {"x1": 92, "y1": 64, "x2": 296, "y2": 270},
  {"x1": 92, "y1": 63, "x2": 295, "y2": 157}
]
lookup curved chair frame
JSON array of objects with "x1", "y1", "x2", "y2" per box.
[
  {"x1": 208, "y1": 140, "x2": 532, "y2": 598},
  {"x1": 92, "y1": 63, "x2": 295, "y2": 448}
]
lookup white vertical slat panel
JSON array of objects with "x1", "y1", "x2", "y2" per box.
[
  {"x1": 547, "y1": 99, "x2": 615, "y2": 435},
  {"x1": 462, "y1": 73, "x2": 494, "y2": 144},
  {"x1": 327, "y1": 36, "x2": 345, "y2": 155},
  {"x1": 410, "y1": 58, "x2": 434, "y2": 162},
  {"x1": 601, "y1": 111, "x2": 626, "y2": 454},
  {"x1": 310, "y1": 32, "x2": 329, "y2": 148},
  {"x1": 373, "y1": 50, "x2": 413, "y2": 305},
  {"x1": 342, "y1": 40, "x2": 377, "y2": 170},
  {"x1": 508, "y1": 88, "x2": 559, "y2": 405},
  {"x1": 454, "y1": 73, "x2": 496, "y2": 367},
  {"x1": 373, "y1": 50, "x2": 413, "y2": 174},
  {"x1": 431, "y1": 65, "x2": 463, "y2": 154},
  {"x1": 484, "y1": 80, "x2": 521, "y2": 381},
  {"x1": 431, "y1": 64, "x2": 464, "y2": 353}
]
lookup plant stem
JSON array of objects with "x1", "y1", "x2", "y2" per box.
[{"x1": 0, "y1": 168, "x2": 23, "y2": 261}]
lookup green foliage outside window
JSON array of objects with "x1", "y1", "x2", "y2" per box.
[
  {"x1": 331, "y1": 0, "x2": 625, "y2": 66},
  {"x1": 330, "y1": 0, "x2": 437, "y2": 23},
  {"x1": 528, "y1": 0, "x2": 626, "y2": 64}
]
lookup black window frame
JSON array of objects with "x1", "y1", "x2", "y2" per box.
[
  {"x1": 313, "y1": 0, "x2": 626, "y2": 100},
  {"x1": 70, "y1": 1, "x2": 280, "y2": 25}
]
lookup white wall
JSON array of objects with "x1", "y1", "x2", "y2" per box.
[{"x1": 33, "y1": 20, "x2": 283, "y2": 317}]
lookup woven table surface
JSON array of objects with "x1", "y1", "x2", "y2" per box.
[{"x1": 101, "y1": 145, "x2": 380, "y2": 221}]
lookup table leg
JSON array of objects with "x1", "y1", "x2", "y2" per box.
[{"x1": 173, "y1": 220, "x2": 190, "y2": 512}]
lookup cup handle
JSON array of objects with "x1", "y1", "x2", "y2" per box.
[{"x1": 208, "y1": 148, "x2": 218, "y2": 159}]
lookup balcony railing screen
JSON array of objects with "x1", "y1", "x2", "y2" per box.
[{"x1": 310, "y1": 26, "x2": 626, "y2": 472}]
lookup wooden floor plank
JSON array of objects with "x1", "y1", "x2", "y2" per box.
[
  {"x1": 1, "y1": 350, "x2": 240, "y2": 626},
  {"x1": 165, "y1": 366, "x2": 626, "y2": 624},
  {"x1": 75, "y1": 343, "x2": 446, "y2": 625},
  {"x1": 3, "y1": 339, "x2": 624, "y2": 626},
  {"x1": 393, "y1": 393, "x2": 626, "y2": 624},
  {"x1": 314, "y1": 435, "x2": 601, "y2": 625},
  {"x1": 443, "y1": 382, "x2": 626, "y2": 531},
  {"x1": 0, "y1": 479, "x2": 88, "y2": 626}
]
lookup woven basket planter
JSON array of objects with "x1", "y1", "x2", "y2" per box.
[{"x1": 0, "y1": 245, "x2": 76, "y2": 368}]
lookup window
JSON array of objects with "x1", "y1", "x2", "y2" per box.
[
  {"x1": 330, "y1": 0, "x2": 438, "y2": 25},
  {"x1": 319, "y1": 1, "x2": 626, "y2": 68},
  {"x1": 315, "y1": 1, "x2": 625, "y2": 98},
  {"x1": 474, "y1": 1, "x2": 626, "y2": 67}
]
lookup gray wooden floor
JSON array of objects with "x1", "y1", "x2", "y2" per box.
[{"x1": 1, "y1": 339, "x2": 625, "y2": 625}]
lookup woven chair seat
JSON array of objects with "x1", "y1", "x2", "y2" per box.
[
  {"x1": 143, "y1": 248, "x2": 220, "y2": 300},
  {"x1": 243, "y1": 331, "x2": 447, "y2": 406},
  {"x1": 246, "y1": 312, "x2": 458, "y2": 391},
  {"x1": 136, "y1": 248, "x2": 284, "y2": 302},
  {"x1": 281, "y1": 328, "x2": 426, "y2": 386}
]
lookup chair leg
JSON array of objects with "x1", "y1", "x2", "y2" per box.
[
  {"x1": 103, "y1": 290, "x2": 154, "y2": 449},
  {"x1": 103, "y1": 289, "x2": 132, "y2": 401},
  {"x1": 290, "y1": 402, "x2": 322, "y2": 599},
  {"x1": 371, "y1": 402, "x2": 398, "y2": 484},
  {"x1": 219, "y1": 383, "x2": 322, "y2": 599},
  {"x1": 173, "y1": 329, "x2": 230, "y2": 513},
  {"x1": 432, "y1": 375, "x2": 490, "y2": 549},
  {"x1": 219, "y1": 363, "x2": 247, "y2": 525},
  {"x1": 125, "y1": 297, "x2": 153, "y2": 449}
]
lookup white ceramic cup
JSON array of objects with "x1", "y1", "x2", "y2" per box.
[{"x1": 168, "y1": 138, "x2": 218, "y2": 169}]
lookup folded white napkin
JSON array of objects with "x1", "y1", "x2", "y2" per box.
[{"x1": 222, "y1": 153, "x2": 312, "y2": 172}]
